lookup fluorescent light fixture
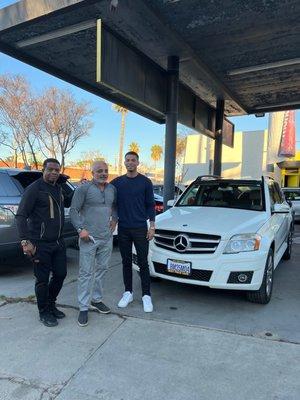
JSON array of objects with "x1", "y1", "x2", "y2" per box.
[
  {"x1": 228, "y1": 58, "x2": 300, "y2": 76},
  {"x1": 15, "y1": 20, "x2": 96, "y2": 48}
]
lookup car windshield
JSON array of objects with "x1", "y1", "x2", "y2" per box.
[
  {"x1": 283, "y1": 190, "x2": 300, "y2": 201},
  {"x1": 176, "y1": 181, "x2": 264, "y2": 211}
]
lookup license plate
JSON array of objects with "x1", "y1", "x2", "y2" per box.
[{"x1": 167, "y1": 259, "x2": 191, "y2": 276}]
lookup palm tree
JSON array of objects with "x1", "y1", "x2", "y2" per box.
[
  {"x1": 113, "y1": 104, "x2": 128, "y2": 175},
  {"x1": 129, "y1": 141, "x2": 140, "y2": 154},
  {"x1": 151, "y1": 144, "x2": 163, "y2": 182},
  {"x1": 176, "y1": 134, "x2": 187, "y2": 183}
]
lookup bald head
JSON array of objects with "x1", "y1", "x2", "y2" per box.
[{"x1": 91, "y1": 160, "x2": 109, "y2": 185}]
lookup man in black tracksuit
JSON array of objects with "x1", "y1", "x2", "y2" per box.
[{"x1": 16, "y1": 158, "x2": 71, "y2": 327}]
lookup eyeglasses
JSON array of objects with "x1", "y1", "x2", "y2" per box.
[{"x1": 94, "y1": 169, "x2": 108, "y2": 174}]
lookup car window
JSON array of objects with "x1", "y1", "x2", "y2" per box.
[
  {"x1": 153, "y1": 185, "x2": 164, "y2": 196},
  {"x1": 11, "y1": 172, "x2": 42, "y2": 193},
  {"x1": 0, "y1": 172, "x2": 21, "y2": 196},
  {"x1": 268, "y1": 183, "x2": 277, "y2": 206},
  {"x1": 11, "y1": 172, "x2": 73, "y2": 195},
  {"x1": 177, "y1": 181, "x2": 264, "y2": 211},
  {"x1": 274, "y1": 182, "x2": 284, "y2": 204},
  {"x1": 283, "y1": 190, "x2": 300, "y2": 201}
]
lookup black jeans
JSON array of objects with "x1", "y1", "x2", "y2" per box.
[
  {"x1": 32, "y1": 239, "x2": 67, "y2": 314},
  {"x1": 118, "y1": 227, "x2": 150, "y2": 296}
]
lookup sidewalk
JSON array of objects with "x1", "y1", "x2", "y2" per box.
[
  {"x1": 1, "y1": 239, "x2": 300, "y2": 399},
  {"x1": 1, "y1": 302, "x2": 300, "y2": 400}
]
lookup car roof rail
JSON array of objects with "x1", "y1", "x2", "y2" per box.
[{"x1": 195, "y1": 175, "x2": 222, "y2": 182}]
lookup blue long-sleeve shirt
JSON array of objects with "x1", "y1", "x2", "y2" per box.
[{"x1": 111, "y1": 174, "x2": 155, "y2": 229}]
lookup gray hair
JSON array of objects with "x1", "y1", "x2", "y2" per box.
[{"x1": 91, "y1": 160, "x2": 108, "y2": 172}]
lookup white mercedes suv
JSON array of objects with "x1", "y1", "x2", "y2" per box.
[{"x1": 133, "y1": 176, "x2": 293, "y2": 304}]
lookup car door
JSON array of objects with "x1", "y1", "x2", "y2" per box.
[
  {"x1": 274, "y1": 182, "x2": 290, "y2": 241},
  {"x1": 0, "y1": 172, "x2": 22, "y2": 253},
  {"x1": 269, "y1": 182, "x2": 288, "y2": 254}
]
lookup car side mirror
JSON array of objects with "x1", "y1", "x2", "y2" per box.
[
  {"x1": 272, "y1": 203, "x2": 290, "y2": 213},
  {"x1": 167, "y1": 199, "x2": 175, "y2": 207}
]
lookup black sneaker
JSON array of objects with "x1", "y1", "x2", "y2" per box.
[
  {"x1": 78, "y1": 311, "x2": 88, "y2": 327},
  {"x1": 90, "y1": 301, "x2": 111, "y2": 314},
  {"x1": 40, "y1": 312, "x2": 58, "y2": 327},
  {"x1": 49, "y1": 305, "x2": 66, "y2": 319}
]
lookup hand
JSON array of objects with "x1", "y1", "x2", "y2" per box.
[
  {"x1": 146, "y1": 228, "x2": 155, "y2": 241},
  {"x1": 22, "y1": 241, "x2": 36, "y2": 257},
  {"x1": 110, "y1": 220, "x2": 117, "y2": 233},
  {"x1": 79, "y1": 229, "x2": 90, "y2": 241}
]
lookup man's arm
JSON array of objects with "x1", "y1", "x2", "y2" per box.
[
  {"x1": 145, "y1": 179, "x2": 155, "y2": 224},
  {"x1": 69, "y1": 186, "x2": 86, "y2": 231},
  {"x1": 111, "y1": 185, "x2": 118, "y2": 222},
  {"x1": 15, "y1": 184, "x2": 38, "y2": 240},
  {"x1": 110, "y1": 185, "x2": 118, "y2": 233},
  {"x1": 145, "y1": 179, "x2": 155, "y2": 240}
]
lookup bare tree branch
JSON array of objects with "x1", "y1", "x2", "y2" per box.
[
  {"x1": 38, "y1": 87, "x2": 93, "y2": 170},
  {"x1": 0, "y1": 74, "x2": 41, "y2": 168}
]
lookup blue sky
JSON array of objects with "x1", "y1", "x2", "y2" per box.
[{"x1": 0, "y1": 0, "x2": 299, "y2": 165}]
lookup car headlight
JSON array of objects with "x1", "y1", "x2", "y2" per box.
[{"x1": 223, "y1": 234, "x2": 261, "y2": 254}]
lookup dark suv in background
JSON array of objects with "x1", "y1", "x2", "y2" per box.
[
  {"x1": 0, "y1": 168, "x2": 77, "y2": 263},
  {"x1": 153, "y1": 184, "x2": 185, "y2": 214}
]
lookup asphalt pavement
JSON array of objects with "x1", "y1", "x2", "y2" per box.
[{"x1": 0, "y1": 226, "x2": 300, "y2": 400}]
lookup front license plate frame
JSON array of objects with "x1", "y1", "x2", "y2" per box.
[{"x1": 166, "y1": 259, "x2": 192, "y2": 276}]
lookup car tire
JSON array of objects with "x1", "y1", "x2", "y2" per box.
[
  {"x1": 246, "y1": 248, "x2": 274, "y2": 304},
  {"x1": 282, "y1": 228, "x2": 293, "y2": 260}
]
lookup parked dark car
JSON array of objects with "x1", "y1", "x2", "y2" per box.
[
  {"x1": 153, "y1": 184, "x2": 185, "y2": 215},
  {"x1": 0, "y1": 168, "x2": 77, "y2": 263}
]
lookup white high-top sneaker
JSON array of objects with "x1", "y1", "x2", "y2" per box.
[
  {"x1": 118, "y1": 291, "x2": 133, "y2": 308},
  {"x1": 142, "y1": 295, "x2": 153, "y2": 313}
]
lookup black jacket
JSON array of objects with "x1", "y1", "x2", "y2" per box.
[{"x1": 16, "y1": 177, "x2": 71, "y2": 242}]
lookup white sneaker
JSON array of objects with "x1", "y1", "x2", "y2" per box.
[
  {"x1": 142, "y1": 295, "x2": 153, "y2": 313},
  {"x1": 118, "y1": 291, "x2": 133, "y2": 308}
]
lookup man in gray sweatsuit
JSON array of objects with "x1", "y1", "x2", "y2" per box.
[{"x1": 70, "y1": 161, "x2": 117, "y2": 327}]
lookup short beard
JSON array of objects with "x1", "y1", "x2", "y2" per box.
[{"x1": 93, "y1": 177, "x2": 106, "y2": 184}]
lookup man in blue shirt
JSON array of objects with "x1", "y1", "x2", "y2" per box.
[{"x1": 111, "y1": 152, "x2": 155, "y2": 312}]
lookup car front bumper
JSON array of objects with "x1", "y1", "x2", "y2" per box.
[{"x1": 132, "y1": 242, "x2": 269, "y2": 291}]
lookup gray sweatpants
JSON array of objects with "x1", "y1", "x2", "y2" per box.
[{"x1": 78, "y1": 237, "x2": 113, "y2": 311}]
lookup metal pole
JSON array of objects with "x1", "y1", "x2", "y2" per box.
[
  {"x1": 213, "y1": 98, "x2": 225, "y2": 176},
  {"x1": 163, "y1": 56, "x2": 179, "y2": 210}
]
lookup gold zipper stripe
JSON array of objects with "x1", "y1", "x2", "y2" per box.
[{"x1": 49, "y1": 195, "x2": 55, "y2": 219}]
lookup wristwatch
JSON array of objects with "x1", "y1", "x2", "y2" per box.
[{"x1": 21, "y1": 240, "x2": 29, "y2": 246}]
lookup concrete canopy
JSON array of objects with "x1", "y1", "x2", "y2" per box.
[{"x1": 0, "y1": 0, "x2": 299, "y2": 127}]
